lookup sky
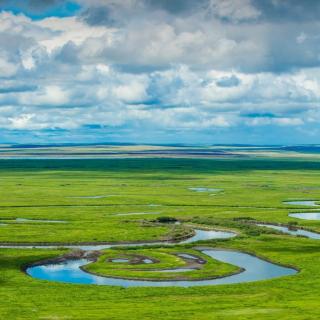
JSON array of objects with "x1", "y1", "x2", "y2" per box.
[{"x1": 0, "y1": 0, "x2": 320, "y2": 145}]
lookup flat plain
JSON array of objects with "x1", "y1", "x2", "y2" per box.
[{"x1": 1, "y1": 150, "x2": 320, "y2": 319}]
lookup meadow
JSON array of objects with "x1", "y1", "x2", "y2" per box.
[{"x1": 1, "y1": 156, "x2": 320, "y2": 319}]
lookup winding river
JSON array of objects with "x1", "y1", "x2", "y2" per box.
[
  {"x1": 26, "y1": 249, "x2": 296, "y2": 287},
  {"x1": 3, "y1": 196, "x2": 320, "y2": 288},
  {"x1": 20, "y1": 227, "x2": 297, "y2": 287},
  {"x1": 0, "y1": 228, "x2": 236, "y2": 250}
]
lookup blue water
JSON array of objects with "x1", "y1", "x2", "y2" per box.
[
  {"x1": 177, "y1": 253, "x2": 199, "y2": 260},
  {"x1": 283, "y1": 201, "x2": 320, "y2": 219},
  {"x1": 283, "y1": 200, "x2": 319, "y2": 207},
  {"x1": 289, "y1": 212, "x2": 320, "y2": 221},
  {"x1": 10, "y1": 224, "x2": 295, "y2": 287},
  {"x1": 180, "y1": 229, "x2": 236, "y2": 244},
  {"x1": 257, "y1": 224, "x2": 320, "y2": 239},
  {"x1": 0, "y1": 228, "x2": 236, "y2": 250},
  {"x1": 26, "y1": 249, "x2": 296, "y2": 287},
  {"x1": 16, "y1": 218, "x2": 66, "y2": 223},
  {"x1": 142, "y1": 259, "x2": 154, "y2": 264},
  {"x1": 111, "y1": 259, "x2": 130, "y2": 263},
  {"x1": 189, "y1": 187, "x2": 222, "y2": 193}
]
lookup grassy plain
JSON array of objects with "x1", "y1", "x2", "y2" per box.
[
  {"x1": 0, "y1": 157, "x2": 320, "y2": 319},
  {"x1": 85, "y1": 247, "x2": 239, "y2": 280}
]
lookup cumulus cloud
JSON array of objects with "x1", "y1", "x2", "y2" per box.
[
  {"x1": 68, "y1": 0, "x2": 320, "y2": 74},
  {"x1": 0, "y1": 1, "x2": 320, "y2": 143},
  {"x1": 216, "y1": 75, "x2": 241, "y2": 87},
  {"x1": 208, "y1": 0, "x2": 261, "y2": 22}
]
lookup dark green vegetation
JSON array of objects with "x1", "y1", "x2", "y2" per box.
[
  {"x1": 1, "y1": 157, "x2": 320, "y2": 319},
  {"x1": 2, "y1": 143, "x2": 320, "y2": 159}
]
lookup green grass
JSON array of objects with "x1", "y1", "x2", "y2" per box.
[
  {"x1": 85, "y1": 247, "x2": 239, "y2": 280},
  {"x1": 0, "y1": 157, "x2": 320, "y2": 319}
]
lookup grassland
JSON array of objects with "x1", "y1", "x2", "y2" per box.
[
  {"x1": 84, "y1": 247, "x2": 239, "y2": 280},
  {"x1": 0, "y1": 157, "x2": 320, "y2": 319}
]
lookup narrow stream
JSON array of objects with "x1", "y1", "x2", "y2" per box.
[
  {"x1": 257, "y1": 224, "x2": 320, "y2": 239},
  {"x1": 283, "y1": 200, "x2": 319, "y2": 207},
  {"x1": 16, "y1": 218, "x2": 66, "y2": 223},
  {"x1": 189, "y1": 187, "x2": 222, "y2": 193},
  {"x1": 0, "y1": 228, "x2": 236, "y2": 250},
  {"x1": 289, "y1": 212, "x2": 320, "y2": 221}
]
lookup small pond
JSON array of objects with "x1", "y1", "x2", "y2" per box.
[
  {"x1": 177, "y1": 253, "x2": 199, "y2": 260},
  {"x1": 283, "y1": 200, "x2": 319, "y2": 207},
  {"x1": 180, "y1": 229, "x2": 236, "y2": 244},
  {"x1": 142, "y1": 259, "x2": 154, "y2": 264},
  {"x1": 289, "y1": 212, "x2": 320, "y2": 221},
  {"x1": 189, "y1": 187, "x2": 222, "y2": 193},
  {"x1": 111, "y1": 258, "x2": 130, "y2": 263}
]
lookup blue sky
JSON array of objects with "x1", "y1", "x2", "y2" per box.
[
  {"x1": 0, "y1": 1, "x2": 80, "y2": 19},
  {"x1": 0, "y1": 0, "x2": 320, "y2": 145}
]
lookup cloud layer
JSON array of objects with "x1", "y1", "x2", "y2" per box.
[{"x1": 0, "y1": 0, "x2": 320, "y2": 144}]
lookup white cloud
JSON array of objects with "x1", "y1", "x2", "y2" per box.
[
  {"x1": 208, "y1": 0, "x2": 261, "y2": 22},
  {"x1": 8, "y1": 114, "x2": 36, "y2": 129},
  {"x1": 0, "y1": 56, "x2": 18, "y2": 77},
  {"x1": 113, "y1": 81, "x2": 148, "y2": 103},
  {"x1": 0, "y1": 5, "x2": 320, "y2": 143},
  {"x1": 19, "y1": 86, "x2": 70, "y2": 106},
  {"x1": 246, "y1": 116, "x2": 304, "y2": 127},
  {"x1": 35, "y1": 16, "x2": 109, "y2": 53}
]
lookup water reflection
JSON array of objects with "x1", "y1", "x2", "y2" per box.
[
  {"x1": 283, "y1": 200, "x2": 319, "y2": 207},
  {"x1": 289, "y1": 212, "x2": 320, "y2": 221},
  {"x1": 257, "y1": 223, "x2": 320, "y2": 239},
  {"x1": 26, "y1": 249, "x2": 297, "y2": 287}
]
